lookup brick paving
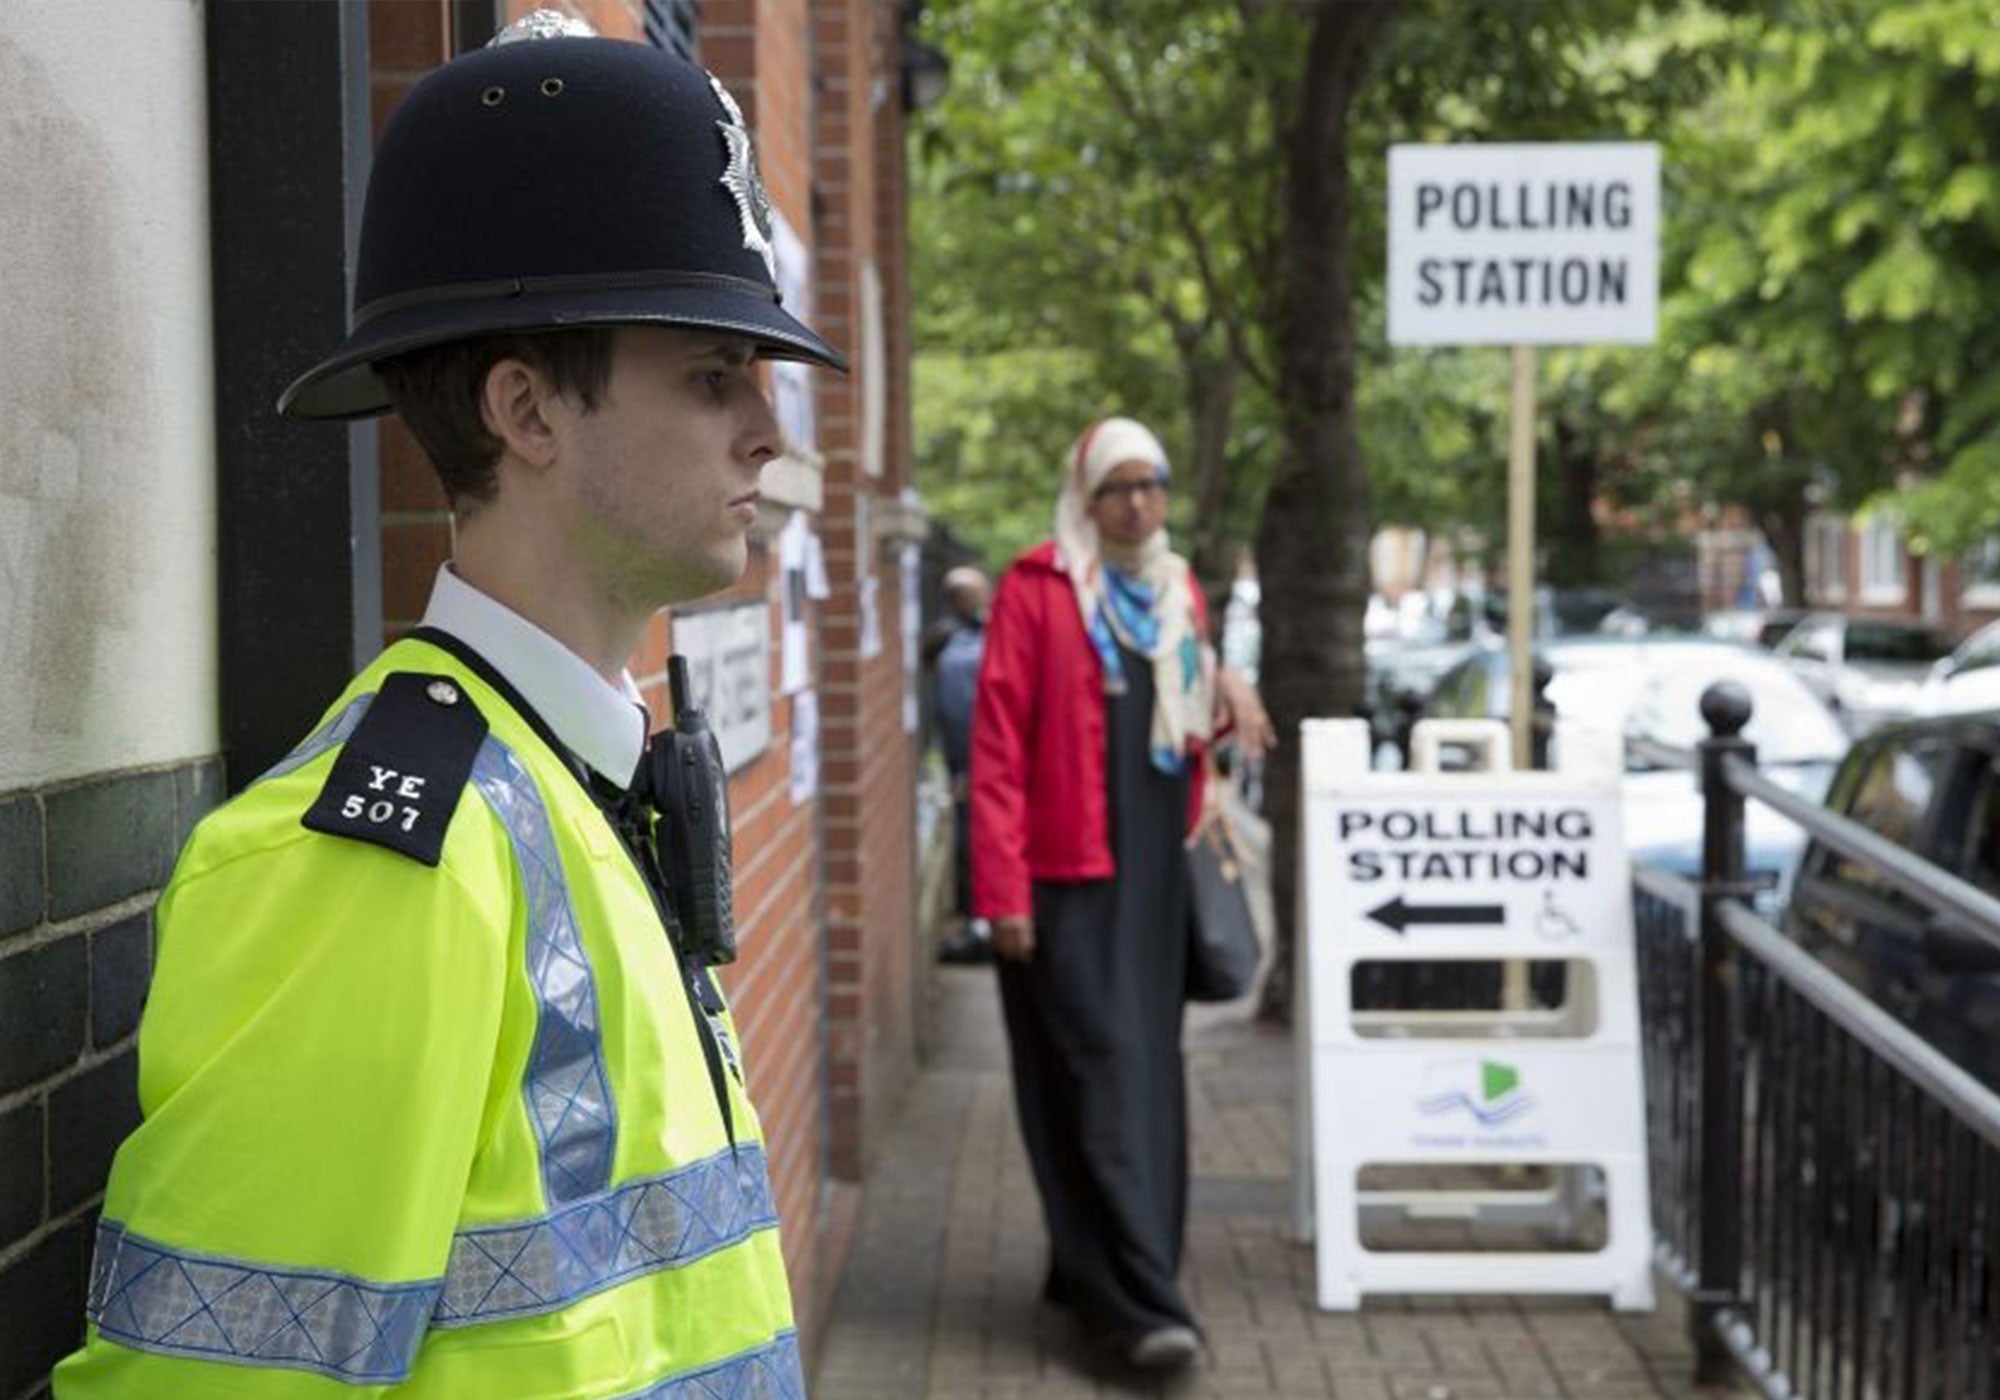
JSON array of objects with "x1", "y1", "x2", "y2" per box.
[{"x1": 811, "y1": 966, "x2": 1753, "y2": 1400}]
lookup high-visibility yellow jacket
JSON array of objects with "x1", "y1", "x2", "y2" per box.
[{"x1": 54, "y1": 637, "x2": 801, "y2": 1399}]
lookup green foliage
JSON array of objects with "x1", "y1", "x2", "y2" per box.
[
  {"x1": 911, "y1": 348, "x2": 1117, "y2": 570},
  {"x1": 1656, "y1": 0, "x2": 2000, "y2": 556},
  {"x1": 912, "y1": 0, "x2": 2000, "y2": 588},
  {"x1": 911, "y1": 0, "x2": 1669, "y2": 568},
  {"x1": 1353, "y1": 0, "x2": 2000, "y2": 574},
  {"x1": 1342, "y1": 0, "x2": 1681, "y2": 552},
  {"x1": 1357, "y1": 339, "x2": 1510, "y2": 540},
  {"x1": 908, "y1": 0, "x2": 1286, "y2": 575}
]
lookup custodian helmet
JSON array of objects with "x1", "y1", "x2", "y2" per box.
[{"x1": 279, "y1": 21, "x2": 845, "y2": 420}]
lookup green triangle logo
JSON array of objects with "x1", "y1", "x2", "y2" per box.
[{"x1": 1481, "y1": 1060, "x2": 1519, "y2": 1102}]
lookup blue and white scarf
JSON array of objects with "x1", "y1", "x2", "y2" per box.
[{"x1": 1054, "y1": 418, "x2": 1214, "y2": 774}]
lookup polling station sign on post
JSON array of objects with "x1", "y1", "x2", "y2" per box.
[
  {"x1": 1388, "y1": 142, "x2": 1659, "y2": 767},
  {"x1": 1387, "y1": 142, "x2": 1660, "y2": 345}
]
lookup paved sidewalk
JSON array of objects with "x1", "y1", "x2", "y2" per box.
[{"x1": 811, "y1": 967, "x2": 1751, "y2": 1400}]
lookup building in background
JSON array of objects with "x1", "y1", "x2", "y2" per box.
[
  {"x1": 0, "y1": 2, "x2": 929, "y2": 1392},
  {"x1": 1798, "y1": 510, "x2": 2000, "y2": 637}
]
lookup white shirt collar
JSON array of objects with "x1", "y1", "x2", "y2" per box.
[{"x1": 419, "y1": 565, "x2": 648, "y2": 784}]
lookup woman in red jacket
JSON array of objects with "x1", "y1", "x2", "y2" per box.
[{"x1": 968, "y1": 417, "x2": 1235, "y2": 1371}]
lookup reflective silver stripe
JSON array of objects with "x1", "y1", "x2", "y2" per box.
[
  {"x1": 82, "y1": 687, "x2": 433, "y2": 1387},
  {"x1": 617, "y1": 1329, "x2": 805, "y2": 1400},
  {"x1": 265, "y1": 698, "x2": 620, "y2": 1205},
  {"x1": 256, "y1": 694, "x2": 373, "y2": 784},
  {"x1": 469, "y1": 734, "x2": 618, "y2": 1205},
  {"x1": 86, "y1": 1220, "x2": 439, "y2": 1384},
  {"x1": 433, "y1": 1143, "x2": 778, "y2": 1326}
]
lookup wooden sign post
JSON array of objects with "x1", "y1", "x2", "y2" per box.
[
  {"x1": 1507, "y1": 347, "x2": 1537, "y2": 767},
  {"x1": 1387, "y1": 142, "x2": 1661, "y2": 766}
]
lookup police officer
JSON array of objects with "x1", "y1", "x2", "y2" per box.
[{"x1": 55, "y1": 15, "x2": 842, "y2": 1398}]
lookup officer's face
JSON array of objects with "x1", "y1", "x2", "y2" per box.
[
  {"x1": 553, "y1": 327, "x2": 781, "y2": 607},
  {"x1": 1086, "y1": 459, "x2": 1169, "y2": 549}
]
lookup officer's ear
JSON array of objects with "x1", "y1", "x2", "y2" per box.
[{"x1": 479, "y1": 356, "x2": 560, "y2": 471}]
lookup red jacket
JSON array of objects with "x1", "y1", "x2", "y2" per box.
[{"x1": 969, "y1": 542, "x2": 1209, "y2": 920}]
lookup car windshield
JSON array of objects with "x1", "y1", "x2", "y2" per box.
[
  {"x1": 1546, "y1": 645, "x2": 1847, "y2": 766},
  {"x1": 1844, "y1": 621, "x2": 1950, "y2": 663}
]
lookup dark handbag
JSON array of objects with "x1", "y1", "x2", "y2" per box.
[{"x1": 1185, "y1": 817, "x2": 1260, "y2": 1002}]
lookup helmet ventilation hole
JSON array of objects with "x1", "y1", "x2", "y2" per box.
[
  {"x1": 540, "y1": 77, "x2": 565, "y2": 97},
  {"x1": 481, "y1": 86, "x2": 506, "y2": 107}
]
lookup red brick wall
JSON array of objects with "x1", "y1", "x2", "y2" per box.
[
  {"x1": 872, "y1": 2, "x2": 925, "y2": 1045},
  {"x1": 669, "y1": 0, "x2": 842, "y2": 1340},
  {"x1": 876, "y1": 24, "x2": 913, "y2": 501},
  {"x1": 369, "y1": 1, "x2": 458, "y2": 640},
  {"x1": 624, "y1": 540, "x2": 830, "y2": 1331},
  {"x1": 812, "y1": 0, "x2": 921, "y2": 1184}
]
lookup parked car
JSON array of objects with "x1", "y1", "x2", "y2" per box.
[
  {"x1": 1594, "y1": 600, "x2": 1704, "y2": 637},
  {"x1": 1773, "y1": 613, "x2": 1952, "y2": 734},
  {"x1": 1423, "y1": 638, "x2": 1847, "y2": 901},
  {"x1": 1783, "y1": 712, "x2": 2000, "y2": 1093},
  {"x1": 1461, "y1": 585, "x2": 1636, "y2": 643},
  {"x1": 1362, "y1": 636, "x2": 1481, "y2": 766},
  {"x1": 1704, "y1": 606, "x2": 1809, "y2": 649},
  {"x1": 1913, "y1": 616, "x2": 2000, "y2": 718}
]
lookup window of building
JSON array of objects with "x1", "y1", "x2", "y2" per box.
[
  {"x1": 644, "y1": 0, "x2": 699, "y2": 60},
  {"x1": 1962, "y1": 536, "x2": 2000, "y2": 607},
  {"x1": 1805, "y1": 513, "x2": 1847, "y2": 604},
  {"x1": 1859, "y1": 514, "x2": 1906, "y2": 605}
]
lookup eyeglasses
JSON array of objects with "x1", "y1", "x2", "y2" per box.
[{"x1": 1091, "y1": 478, "x2": 1168, "y2": 505}]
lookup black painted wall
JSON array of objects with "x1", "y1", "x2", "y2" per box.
[
  {"x1": 208, "y1": 0, "x2": 378, "y2": 790},
  {"x1": 0, "y1": 760, "x2": 222, "y2": 1400}
]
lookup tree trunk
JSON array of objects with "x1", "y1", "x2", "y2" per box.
[
  {"x1": 1254, "y1": 0, "x2": 1398, "y2": 1026},
  {"x1": 1546, "y1": 416, "x2": 1602, "y2": 588},
  {"x1": 1193, "y1": 539, "x2": 1242, "y2": 640},
  {"x1": 1183, "y1": 344, "x2": 1241, "y2": 625},
  {"x1": 1757, "y1": 498, "x2": 1808, "y2": 607},
  {"x1": 1748, "y1": 401, "x2": 1811, "y2": 608}
]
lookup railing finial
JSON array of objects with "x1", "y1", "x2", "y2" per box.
[{"x1": 1699, "y1": 681, "x2": 1752, "y2": 739}]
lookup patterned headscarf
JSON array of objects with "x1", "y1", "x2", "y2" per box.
[{"x1": 1053, "y1": 418, "x2": 1213, "y2": 773}]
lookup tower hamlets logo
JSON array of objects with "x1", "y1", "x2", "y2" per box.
[{"x1": 1416, "y1": 1058, "x2": 1535, "y2": 1127}]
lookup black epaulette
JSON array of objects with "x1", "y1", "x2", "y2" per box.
[{"x1": 301, "y1": 672, "x2": 490, "y2": 866}]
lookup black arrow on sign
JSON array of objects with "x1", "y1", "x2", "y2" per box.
[{"x1": 1366, "y1": 896, "x2": 1505, "y2": 935}]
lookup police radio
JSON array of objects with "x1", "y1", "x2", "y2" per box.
[{"x1": 649, "y1": 655, "x2": 737, "y2": 966}]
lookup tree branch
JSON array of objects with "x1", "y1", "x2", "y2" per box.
[{"x1": 1073, "y1": 29, "x2": 1278, "y2": 398}]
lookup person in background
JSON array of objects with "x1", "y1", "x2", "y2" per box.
[
  {"x1": 968, "y1": 416, "x2": 1269, "y2": 1372},
  {"x1": 55, "y1": 18, "x2": 842, "y2": 1398},
  {"x1": 930, "y1": 565, "x2": 993, "y2": 963}
]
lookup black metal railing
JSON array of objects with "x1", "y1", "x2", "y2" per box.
[
  {"x1": 1635, "y1": 863, "x2": 1701, "y2": 1289},
  {"x1": 1634, "y1": 684, "x2": 2000, "y2": 1398}
]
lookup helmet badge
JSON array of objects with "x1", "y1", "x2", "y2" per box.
[
  {"x1": 708, "y1": 75, "x2": 778, "y2": 283},
  {"x1": 489, "y1": 9, "x2": 599, "y2": 44}
]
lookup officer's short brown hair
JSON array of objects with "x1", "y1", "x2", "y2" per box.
[{"x1": 378, "y1": 328, "x2": 617, "y2": 513}]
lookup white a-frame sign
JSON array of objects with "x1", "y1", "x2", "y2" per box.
[{"x1": 1293, "y1": 718, "x2": 1654, "y2": 1311}]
